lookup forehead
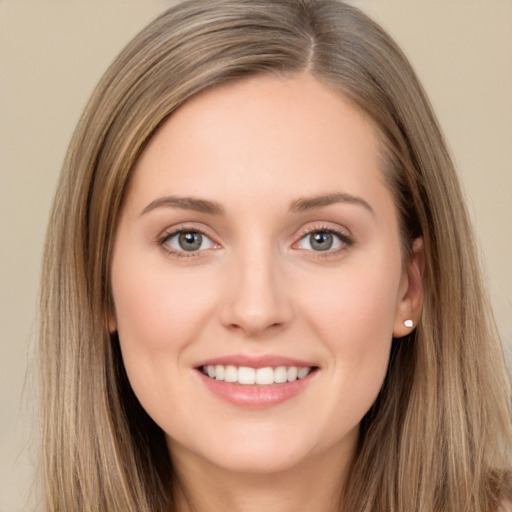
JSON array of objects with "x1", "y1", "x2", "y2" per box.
[{"x1": 125, "y1": 73, "x2": 389, "y2": 217}]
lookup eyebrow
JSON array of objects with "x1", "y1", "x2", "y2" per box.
[
  {"x1": 140, "y1": 192, "x2": 374, "y2": 217},
  {"x1": 140, "y1": 196, "x2": 225, "y2": 216},
  {"x1": 290, "y1": 192, "x2": 375, "y2": 216}
]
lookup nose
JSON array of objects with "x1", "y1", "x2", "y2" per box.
[{"x1": 218, "y1": 245, "x2": 293, "y2": 338}]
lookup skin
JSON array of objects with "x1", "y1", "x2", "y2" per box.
[{"x1": 109, "y1": 73, "x2": 423, "y2": 512}]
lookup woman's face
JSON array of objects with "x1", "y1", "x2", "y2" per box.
[{"x1": 110, "y1": 74, "x2": 421, "y2": 476}]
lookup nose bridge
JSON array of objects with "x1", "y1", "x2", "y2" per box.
[{"x1": 219, "y1": 236, "x2": 291, "y2": 336}]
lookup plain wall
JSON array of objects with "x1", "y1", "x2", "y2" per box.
[{"x1": 1, "y1": 1, "x2": 510, "y2": 510}]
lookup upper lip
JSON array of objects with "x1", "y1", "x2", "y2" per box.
[{"x1": 194, "y1": 354, "x2": 318, "y2": 369}]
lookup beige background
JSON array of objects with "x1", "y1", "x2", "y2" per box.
[{"x1": 0, "y1": 1, "x2": 511, "y2": 510}]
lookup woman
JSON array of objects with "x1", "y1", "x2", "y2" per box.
[{"x1": 39, "y1": 0, "x2": 512, "y2": 510}]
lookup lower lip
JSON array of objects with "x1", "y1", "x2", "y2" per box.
[{"x1": 196, "y1": 370, "x2": 317, "y2": 408}]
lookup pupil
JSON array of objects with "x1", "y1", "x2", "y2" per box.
[
  {"x1": 311, "y1": 232, "x2": 332, "y2": 251},
  {"x1": 179, "y1": 232, "x2": 202, "y2": 251}
]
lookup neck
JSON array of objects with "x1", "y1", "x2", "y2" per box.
[{"x1": 170, "y1": 441, "x2": 355, "y2": 512}]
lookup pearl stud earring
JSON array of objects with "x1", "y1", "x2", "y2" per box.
[{"x1": 404, "y1": 319, "x2": 414, "y2": 328}]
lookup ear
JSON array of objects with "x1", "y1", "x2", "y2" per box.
[
  {"x1": 393, "y1": 237, "x2": 424, "y2": 338},
  {"x1": 108, "y1": 315, "x2": 117, "y2": 334},
  {"x1": 106, "y1": 301, "x2": 117, "y2": 334}
]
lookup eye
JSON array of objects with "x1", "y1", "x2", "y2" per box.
[
  {"x1": 161, "y1": 230, "x2": 217, "y2": 254},
  {"x1": 295, "y1": 229, "x2": 350, "y2": 252}
]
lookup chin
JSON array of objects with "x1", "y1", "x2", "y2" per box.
[
  {"x1": 167, "y1": 421, "x2": 348, "y2": 477},
  {"x1": 201, "y1": 445, "x2": 312, "y2": 476}
]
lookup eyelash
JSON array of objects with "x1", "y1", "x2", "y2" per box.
[
  {"x1": 157, "y1": 226, "x2": 216, "y2": 259},
  {"x1": 294, "y1": 225, "x2": 353, "y2": 257},
  {"x1": 156, "y1": 225, "x2": 353, "y2": 259}
]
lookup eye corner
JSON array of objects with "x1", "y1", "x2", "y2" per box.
[
  {"x1": 292, "y1": 224, "x2": 353, "y2": 256},
  {"x1": 156, "y1": 226, "x2": 220, "y2": 259}
]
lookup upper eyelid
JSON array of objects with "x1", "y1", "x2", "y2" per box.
[
  {"x1": 294, "y1": 222, "x2": 352, "y2": 239},
  {"x1": 157, "y1": 223, "x2": 217, "y2": 241},
  {"x1": 155, "y1": 222, "x2": 352, "y2": 250},
  {"x1": 157, "y1": 228, "x2": 219, "y2": 259},
  {"x1": 292, "y1": 224, "x2": 353, "y2": 251},
  {"x1": 156, "y1": 225, "x2": 218, "y2": 251}
]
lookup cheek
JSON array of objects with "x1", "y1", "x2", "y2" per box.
[
  {"x1": 110, "y1": 255, "x2": 218, "y2": 409},
  {"x1": 112, "y1": 257, "x2": 215, "y2": 350},
  {"x1": 299, "y1": 254, "x2": 401, "y2": 346},
  {"x1": 296, "y1": 255, "x2": 401, "y2": 421}
]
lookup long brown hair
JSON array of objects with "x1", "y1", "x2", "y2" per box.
[{"x1": 40, "y1": 1, "x2": 512, "y2": 510}]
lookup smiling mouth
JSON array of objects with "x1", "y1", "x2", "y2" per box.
[{"x1": 200, "y1": 365, "x2": 315, "y2": 386}]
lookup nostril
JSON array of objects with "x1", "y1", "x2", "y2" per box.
[{"x1": 218, "y1": 269, "x2": 294, "y2": 336}]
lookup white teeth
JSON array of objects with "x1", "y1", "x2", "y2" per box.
[
  {"x1": 224, "y1": 365, "x2": 237, "y2": 383},
  {"x1": 202, "y1": 364, "x2": 313, "y2": 385},
  {"x1": 215, "y1": 364, "x2": 225, "y2": 381},
  {"x1": 298, "y1": 367, "x2": 311, "y2": 379},
  {"x1": 238, "y1": 366, "x2": 256, "y2": 385},
  {"x1": 256, "y1": 367, "x2": 274, "y2": 385},
  {"x1": 287, "y1": 366, "x2": 298, "y2": 381},
  {"x1": 274, "y1": 366, "x2": 288, "y2": 383}
]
